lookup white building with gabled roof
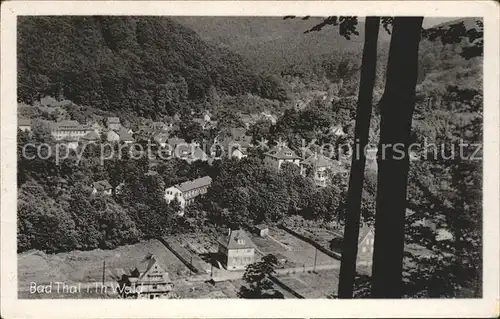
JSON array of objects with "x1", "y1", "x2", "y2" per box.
[
  {"x1": 164, "y1": 176, "x2": 212, "y2": 214},
  {"x1": 217, "y1": 229, "x2": 256, "y2": 271}
]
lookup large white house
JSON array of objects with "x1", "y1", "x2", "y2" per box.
[
  {"x1": 49, "y1": 120, "x2": 93, "y2": 141},
  {"x1": 164, "y1": 176, "x2": 212, "y2": 214}
]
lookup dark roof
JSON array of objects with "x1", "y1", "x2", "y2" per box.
[
  {"x1": 18, "y1": 119, "x2": 32, "y2": 126},
  {"x1": 82, "y1": 131, "x2": 100, "y2": 141},
  {"x1": 93, "y1": 180, "x2": 112, "y2": 191},
  {"x1": 117, "y1": 127, "x2": 134, "y2": 141},
  {"x1": 301, "y1": 153, "x2": 335, "y2": 168},
  {"x1": 219, "y1": 229, "x2": 255, "y2": 250},
  {"x1": 265, "y1": 145, "x2": 300, "y2": 160},
  {"x1": 152, "y1": 131, "x2": 169, "y2": 143},
  {"x1": 139, "y1": 255, "x2": 171, "y2": 283},
  {"x1": 174, "y1": 176, "x2": 212, "y2": 193}
]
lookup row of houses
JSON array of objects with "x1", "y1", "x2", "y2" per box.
[
  {"x1": 20, "y1": 115, "x2": 346, "y2": 187},
  {"x1": 18, "y1": 117, "x2": 137, "y2": 147}
]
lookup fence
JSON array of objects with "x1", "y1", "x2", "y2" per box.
[
  {"x1": 269, "y1": 274, "x2": 305, "y2": 299},
  {"x1": 279, "y1": 225, "x2": 342, "y2": 260},
  {"x1": 158, "y1": 237, "x2": 199, "y2": 274}
]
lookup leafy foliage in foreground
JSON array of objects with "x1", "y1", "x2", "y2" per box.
[{"x1": 239, "y1": 254, "x2": 284, "y2": 299}]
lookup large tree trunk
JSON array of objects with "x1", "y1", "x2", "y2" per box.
[
  {"x1": 337, "y1": 16, "x2": 380, "y2": 298},
  {"x1": 371, "y1": 17, "x2": 424, "y2": 298}
]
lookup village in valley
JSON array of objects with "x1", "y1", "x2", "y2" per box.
[
  {"x1": 18, "y1": 104, "x2": 377, "y2": 299},
  {"x1": 16, "y1": 15, "x2": 483, "y2": 301}
]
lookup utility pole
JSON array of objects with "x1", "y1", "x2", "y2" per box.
[
  {"x1": 102, "y1": 260, "x2": 106, "y2": 285},
  {"x1": 313, "y1": 247, "x2": 318, "y2": 272}
]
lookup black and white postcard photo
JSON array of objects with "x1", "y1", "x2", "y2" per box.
[{"x1": 1, "y1": 1, "x2": 499, "y2": 318}]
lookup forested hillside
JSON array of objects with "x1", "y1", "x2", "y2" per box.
[
  {"x1": 17, "y1": 16, "x2": 287, "y2": 118},
  {"x1": 174, "y1": 17, "x2": 385, "y2": 76},
  {"x1": 176, "y1": 17, "x2": 481, "y2": 106}
]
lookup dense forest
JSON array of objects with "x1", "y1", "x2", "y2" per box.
[{"x1": 17, "y1": 16, "x2": 288, "y2": 119}]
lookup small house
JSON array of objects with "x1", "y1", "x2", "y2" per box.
[
  {"x1": 300, "y1": 153, "x2": 346, "y2": 187},
  {"x1": 330, "y1": 124, "x2": 346, "y2": 137},
  {"x1": 174, "y1": 143, "x2": 209, "y2": 163},
  {"x1": 217, "y1": 229, "x2": 256, "y2": 271},
  {"x1": 254, "y1": 224, "x2": 269, "y2": 237},
  {"x1": 90, "y1": 122, "x2": 103, "y2": 134},
  {"x1": 152, "y1": 131, "x2": 169, "y2": 148},
  {"x1": 264, "y1": 143, "x2": 301, "y2": 170},
  {"x1": 92, "y1": 180, "x2": 113, "y2": 196},
  {"x1": 122, "y1": 254, "x2": 174, "y2": 299},
  {"x1": 329, "y1": 224, "x2": 375, "y2": 265},
  {"x1": 106, "y1": 117, "x2": 121, "y2": 130},
  {"x1": 106, "y1": 129, "x2": 120, "y2": 143},
  {"x1": 117, "y1": 127, "x2": 135, "y2": 144}
]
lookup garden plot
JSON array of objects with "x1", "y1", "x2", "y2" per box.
[
  {"x1": 164, "y1": 236, "x2": 212, "y2": 274},
  {"x1": 18, "y1": 239, "x2": 190, "y2": 292},
  {"x1": 177, "y1": 233, "x2": 219, "y2": 255},
  {"x1": 288, "y1": 226, "x2": 339, "y2": 250},
  {"x1": 251, "y1": 228, "x2": 337, "y2": 268}
]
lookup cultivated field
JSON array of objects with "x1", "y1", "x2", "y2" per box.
[
  {"x1": 18, "y1": 229, "x2": 343, "y2": 299},
  {"x1": 18, "y1": 239, "x2": 190, "y2": 297}
]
